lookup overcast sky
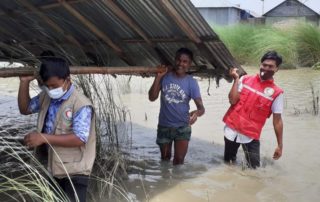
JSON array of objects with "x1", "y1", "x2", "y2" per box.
[{"x1": 191, "y1": 0, "x2": 319, "y2": 15}]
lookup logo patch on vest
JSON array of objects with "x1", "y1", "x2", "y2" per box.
[
  {"x1": 264, "y1": 87, "x2": 275, "y2": 97},
  {"x1": 63, "y1": 107, "x2": 73, "y2": 122}
]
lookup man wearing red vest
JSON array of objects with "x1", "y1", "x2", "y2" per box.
[{"x1": 223, "y1": 51, "x2": 284, "y2": 168}]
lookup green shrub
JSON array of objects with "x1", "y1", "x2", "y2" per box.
[
  {"x1": 312, "y1": 62, "x2": 320, "y2": 70},
  {"x1": 215, "y1": 24, "x2": 257, "y2": 64},
  {"x1": 251, "y1": 26, "x2": 298, "y2": 68},
  {"x1": 294, "y1": 23, "x2": 320, "y2": 67},
  {"x1": 215, "y1": 23, "x2": 320, "y2": 68}
]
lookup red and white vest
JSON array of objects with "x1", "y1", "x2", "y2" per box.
[{"x1": 223, "y1": 74, "x2": 283, "y2": 140}]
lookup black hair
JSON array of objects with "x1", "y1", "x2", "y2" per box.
[
  {"x1": 261, "y1": 51, "x2": 282, "y2": 66},
  {"x1": 39, "y1": 57, "x2": 70, "y2": 82},
  {"x1": 175, "y1": 47, "x2": 193, "y2": 61},
  {"x1": 40, "y1": 50, "x2": 55, "y2": 57}
]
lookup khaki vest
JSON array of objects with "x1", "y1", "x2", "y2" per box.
[{"x1": 36, "y1": 88, "x2": 96, "y2": 178}]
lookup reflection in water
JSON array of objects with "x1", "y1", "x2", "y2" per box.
[{"x1": 1, "y1": 67, "x2": 320, "y2": 201}]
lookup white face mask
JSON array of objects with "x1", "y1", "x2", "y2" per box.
[{"x1": 44, "y1": 81, "x2": 67, "y2": 99}]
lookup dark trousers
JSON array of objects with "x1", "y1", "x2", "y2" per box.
[
  {"x1": 54, "y1": 175, "x2": 89, "y2": 202},
  {"x1": 224, "y1": 137, "x2": 260, "y2": 169}
]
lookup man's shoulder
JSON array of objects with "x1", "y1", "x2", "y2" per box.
[
  {"x1": 38, "y1": 90, "x2": 47, "y2": 99},
  {"x1": 272, "y1": 80, "x2": 282, "y2": 89},
  {"x1": 185, "y1": 74, "x2": 198, "y2": 83},
  {"x1": 273, "y1": 83, "x2": 284, "y2": 94},
  {"x1": 161, "y1": 72, "x2": 172, "y2": 82},
  {"x1": 38, "y1": 91, "x2": 50, "y2": 105},
  {"x1": 70, "y1": 88, "x2": 92, "y2": 106},
  {"x1": 241, "y1": 74, "x2": 254, "y2": 80}
]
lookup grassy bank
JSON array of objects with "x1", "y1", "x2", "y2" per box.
[{"x1": 214, "y1": 23, "x2": 320, "y2": 68}]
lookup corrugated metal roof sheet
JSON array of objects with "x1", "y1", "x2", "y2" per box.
[{"x1": 0, "y1": 0, "x2": 244, "y2": 80}]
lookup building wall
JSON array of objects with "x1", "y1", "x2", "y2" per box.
[
  {"x1": 265, "y1": 16, "x2": 319, "y2": 26},
  {"x1": 197, "y1": 7, "x2": 241, "y2": 26},
  {"x1": 306, "y1": 15, "x2": 320, "y2": 26},
  {"x1": 265, "y1": 16, "x2": 305, "y2": 24}
]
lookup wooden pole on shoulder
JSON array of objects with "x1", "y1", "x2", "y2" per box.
[{"x1": 0, "y1": 66, "x2": 163, "y2": 78}]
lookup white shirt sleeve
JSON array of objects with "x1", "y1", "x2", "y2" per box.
[
  {"x1": 271, "y1": 93, "x2": 284, "y2": 114},
  {"x1": 238, "y1": 76, "x2": 244, "y2": 92}
]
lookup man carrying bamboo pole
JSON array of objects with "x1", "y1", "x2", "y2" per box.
[
  {"x1": 18, "y1": 57, "x2": 96, "y2": 202},
  {"x1": 149, "y1": 48, "x2": 205, "y2": 165},
  {"x1": 223, "y1": 51, "x2": 284, "y2": 169}
]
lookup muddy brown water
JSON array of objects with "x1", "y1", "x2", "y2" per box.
[
  {"x1": 1, "y1": 67, "x2": 320, "y2": 202},
  {"x1": 120, "y1": 67, "x2": 320, "y2": 202}
]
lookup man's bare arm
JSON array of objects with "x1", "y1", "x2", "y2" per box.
[
  {"x1": 189, "y1": 98, "x2": 205, "y2": 125},
  {"x1": 228, "y1": 68, "x2": 240, "y2": 105},
  {"x1": 148, "y1": 66, "x2": 167, "y2": 101},
  {"x1": 18, "y1": 76, "x2": 35, "y2": 115},
  {"x1": 24, "y1": 132, "x2": 85, "y2": 148},
  {"x1": 273, "y1": 113, "x2": 283, "y2": 160}
]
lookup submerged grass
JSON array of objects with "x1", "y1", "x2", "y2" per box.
[
  {"x1": 74, "y1": 74, "x2": 132, "y2": 201},
  {"x1": 310, "y1": 83, "x2": 319, "y2": 116},
  {"x1": 215, "y1": 23, "x2": 320, "y2": 68},
  {"x1": 0, "y1": 137, "x2": 132, "y2": 202},
  {"x1": 0, "y1": 138, "x2": 69, "y2": 202}
]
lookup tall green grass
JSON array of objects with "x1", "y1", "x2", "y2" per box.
[
  {"x1": 252, "y1": 26, "x2": 298, "y2": 68},
  {"x1": 215, "y1": 24, "x2": 257, "y2": 64},
  {"x1": 294, "y1": 23, "x2": 320, "y2": 66},
  {"x1": 215, "y1": 23, "x2": 320, "y2": 68}
]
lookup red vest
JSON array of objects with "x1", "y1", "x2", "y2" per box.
[{"x1": 223, "y1": 74, "x2": 283, "y2": 140}]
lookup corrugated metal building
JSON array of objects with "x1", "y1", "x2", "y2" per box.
[
  {"x1": 191, "y1": 0, "x2": 256, "y2": 26},
  {"x1": 263, "y1": 0, "x2": 320, "y2": 26},
  {"x1": 0, "y1": 0, "x2": 245, "y2": 81}
]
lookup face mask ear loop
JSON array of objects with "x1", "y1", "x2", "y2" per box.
[{"x1": 62, "y1": 79, "x2": 68, "y2": 91}]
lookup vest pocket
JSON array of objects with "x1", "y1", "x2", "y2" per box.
[
  {"x1": 250, "y1": 107, "x2": 269, "y2": 122},
  {"x1": 251, "y1": 97, "x2": 272, "y2": 120},
  {"x1": 54, "y1": 147, "x2": 83, "y2": 163},
  {"x1": 240, "y1": 90, "x2": 249, "y2": 102}
]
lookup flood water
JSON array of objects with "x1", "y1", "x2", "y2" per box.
[
  {"x1": 1, "y1": 66, "x2": 320, "y2": 201},
  {"x1": 119, "y1": 66, "x2": 320, "y2": 202}
]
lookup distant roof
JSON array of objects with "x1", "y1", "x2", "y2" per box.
[
  {"x1": 190, "y1": 0, "x2": 261, "y2": 17},
  {"x1": 264, "y1": 0, "x2": 320, "y2": 16},
  {"x1": 191, "y1": 0, "x2": 240, "y2": 9},
  {"x1": 0, "y1": 0, "x2": 245, "y2": 80},
  {"x1": 246, "y1": 10, "x2": 261, "y2": 18}
]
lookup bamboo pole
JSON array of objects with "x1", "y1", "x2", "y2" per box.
[{"x1": 0, "y1": 66, "x2": 166, "y2": 78}]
